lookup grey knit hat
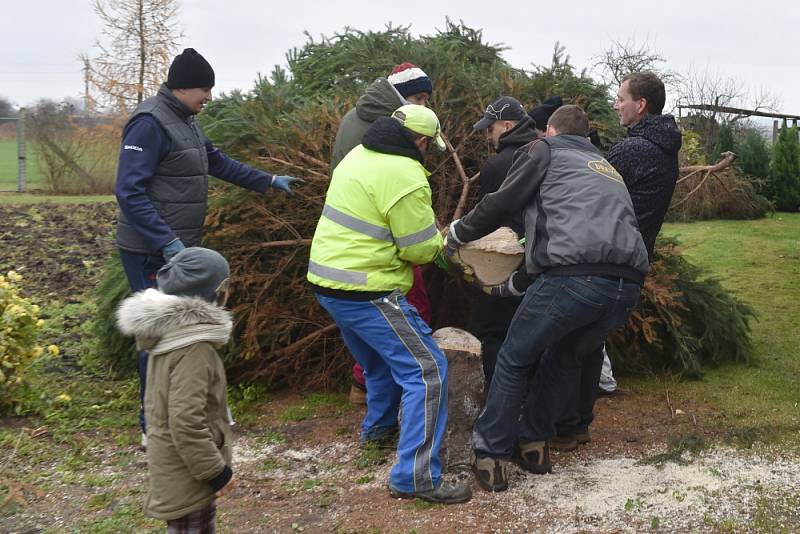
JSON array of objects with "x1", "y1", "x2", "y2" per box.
[{"x1": 156, "y1": 247, "x2": 230, "y2": 302}]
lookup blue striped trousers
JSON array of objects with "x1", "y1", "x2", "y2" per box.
[{"x1": 315, "y1": 290, "x2": 448, "y2": 493}]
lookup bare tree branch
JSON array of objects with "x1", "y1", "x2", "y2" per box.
[{"x1": 592, "y1": 36, "x2": 682, "y2": 99}]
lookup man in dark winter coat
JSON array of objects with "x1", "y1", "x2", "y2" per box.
[
  {"x1": 114, "y1": 48, "x2": 303, "y2": 446},
  {"x1": 466, "y1": 96, "x2": 538, "y2": 384},
  {"x1": 609, "y1": 72, "x2": 682, "y2": 258},
  {"x1": 556, "y1": 72, "x2": 682, "y2": 448}
]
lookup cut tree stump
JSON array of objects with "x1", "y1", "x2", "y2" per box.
[
  {"x1": 432, "y1": 327, "x2": 484, "y2": 471},
  {"x1": 456, "y1": 226, "x2": 524, "y2": 285}
]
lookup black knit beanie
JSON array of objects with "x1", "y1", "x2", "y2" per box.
[
  {"x1": 528, "y1": 95, "x2": 563, "y2": 131},
  {"x1": 166, "y1": 48, "x2": 215, "y2": 90}
]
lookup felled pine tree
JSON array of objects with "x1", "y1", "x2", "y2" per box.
[
  {"x1": 606, "y1": 238, "x2": 755, "y2": 377},
  {"x1": 94, "y1": 22, "x2": 756, "y2": 386},
  {"x1": 667, "y1": 129, "x2": 770, "y2": 222}
]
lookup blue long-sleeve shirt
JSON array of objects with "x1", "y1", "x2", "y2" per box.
[{"x1": 115, "y1": 114, "x2": 274, "y2": 252}]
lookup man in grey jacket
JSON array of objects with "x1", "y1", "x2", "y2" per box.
[{"x1": 445, "y1": 105, "x2": 648, "y2": 492}]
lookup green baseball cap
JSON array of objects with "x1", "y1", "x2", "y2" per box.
[{"x1": 391, "y1": 104, "x2": 446, "y2": 151}]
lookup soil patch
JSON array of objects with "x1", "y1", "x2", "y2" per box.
[{"x1": 0, "y1": 201, "x2": 117, "y2": 300}]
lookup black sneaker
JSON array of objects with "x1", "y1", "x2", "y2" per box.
[
  {"x1": 389, "y1": 480, "x2": 472, "y2": 504},
  {"x1": 513, "y1": 440, "x2": 552, "y2": 474},
  {"x1": 472, "y1": 456, "x2": 508, "y2": 492}
]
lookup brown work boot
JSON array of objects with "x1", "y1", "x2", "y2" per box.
[
  {"x1": 514, "y1": 440, "x2": 552, "y2": 475},
  {"x1": 549, "y1": 435, "x2": 578, "y2": 451},
  {"x1": 575, "y1": 429, "x2": 591, "y2": 444},
  {"x1": 472, "y1": 456, "x2": 508, "y2": 492},
  {"x1": 349, "y1": 383, "x2": 366, "y2": 405}
]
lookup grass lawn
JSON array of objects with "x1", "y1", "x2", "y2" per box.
[
  {"x1": 0, "y1": 192, "x2": 115, "y2": 204},
  {"x1": 655, "y1": 213, "x2": 800, "y2": 447},
  {"x1": 0, "y1": 138, "x2": 44, "y2": 191}
]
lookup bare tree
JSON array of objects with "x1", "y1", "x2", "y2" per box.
[
  {"x1": 677, "y1": 65, "x2": 780, "y2": 154},
  {"x1": 82, "y1": 0, "x2": 183, "y2": 112},
  {"x1": 592, "y1": 36, "x2": 682, "y2": 94},
  {"x1": 677, "y1": 66, "x2": 780, "y2": 123}
]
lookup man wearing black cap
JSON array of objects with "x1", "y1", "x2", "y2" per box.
[
  {"x1": 114, "y1": 48, "x2": 303, "y2": 447},
  {"x1": 467, "y1": 96, "x2": 538, "y2": 384}
]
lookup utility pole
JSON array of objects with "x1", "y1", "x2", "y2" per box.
[{"x1": 83, "y1": 57, "x2": 92, "y2": 113}]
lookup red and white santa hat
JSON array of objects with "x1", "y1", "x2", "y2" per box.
[{"x1": 388, "y1": 63, "x2": 433, "y2": 99}]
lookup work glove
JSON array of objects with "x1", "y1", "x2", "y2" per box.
[
  {"x1": 443, "y1": 221, "x2": 475, "y2": 275},
  {"x1": 465, "y1": 270, "x2": 532, "y2": 298},
  {"x1": 162, "y1": 238, "x2": 185, "y2": 261},
  {"x1": 270, "y1": 175, "x2": 305, "y2": 194},
  {"x1": 443, "y1": 221, "x2": 464, "y2": 258}
]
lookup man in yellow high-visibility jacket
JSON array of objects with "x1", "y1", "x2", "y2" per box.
[{"x1": 307, "y1": 105, "x2": 470, "y2": 505}]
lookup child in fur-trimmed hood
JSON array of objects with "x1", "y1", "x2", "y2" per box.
[{"x1": 116, "y1": 247, "x2": 234, "y2": 530}]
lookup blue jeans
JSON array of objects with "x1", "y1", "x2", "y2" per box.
[
  {"x1": 555, "y1": 344, "x2": 605, "y2": 436},
  {"x1": 119, "y1": 249, "x2": 166, "y2": 434},
  {"x1": 315, "y1": 290, "x2": 448, "y2": 493},
  {"x1": 473, "y1": 274, "x2": 640, "y2": 457}
]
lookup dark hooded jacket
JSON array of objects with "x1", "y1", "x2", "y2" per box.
[
  {"x1": 477, "y1": 115, "x2": 540, "y2": 235},
  {"x1": 331, "y1": 78, "x2": 405, "y2": 172},
  {"x1": 607, "y1": 114, "x2": 682, "y2": 259},
  {"x1": 467, "y1": 116, "x2": 538, "y2": 380}
]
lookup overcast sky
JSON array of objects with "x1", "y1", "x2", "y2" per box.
[{"x1": 2, "y1": 0, "x2": 798, "y2": 123}]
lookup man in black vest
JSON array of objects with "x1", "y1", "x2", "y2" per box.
[
  {"x1": 466, "y1": 96, "x2": 538, "y2": 384},
  {"x1": 114, "y1": 48, "x2": 302, "y2": 446}
]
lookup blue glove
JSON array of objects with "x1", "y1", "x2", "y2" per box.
[
  {"x1": 162, "y1": 238, "x2": 185, "y2": 261},
  {"x1": 271, "y1": 175, "x2": 304, "y2": 194}
]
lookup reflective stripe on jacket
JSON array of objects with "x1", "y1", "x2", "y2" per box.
[{"x1": 308, "y1": 144, "x2": 442, "y2": 293}]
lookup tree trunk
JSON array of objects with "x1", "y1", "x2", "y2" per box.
[
  {"x1": 456, "y1": 226, "x2": 525, "y2": 285},
  {"x1": 137, "y1": 0, "x2": 145, "y2": 105},
  {"x1": 432, "y1": 327, "x2": 484, "y2": 471}
]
